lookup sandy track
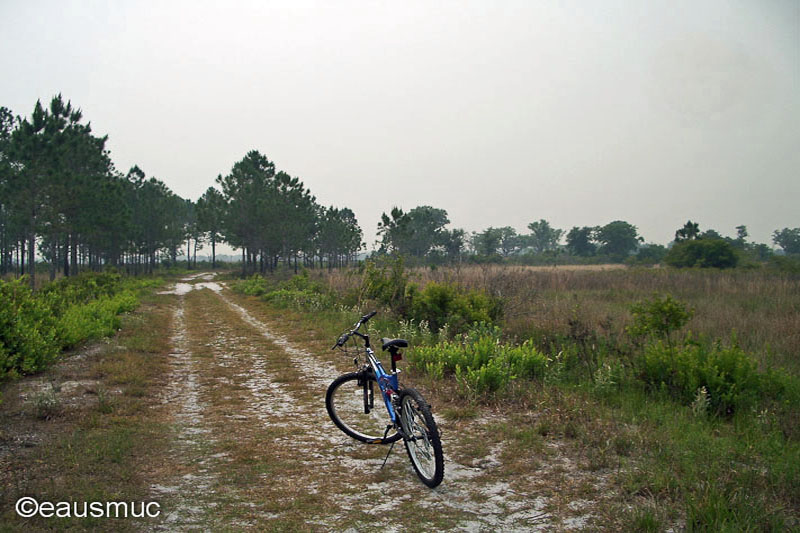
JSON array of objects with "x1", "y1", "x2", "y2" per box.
[{"x1": 148, "y1": 274, "x2": 605, "y2": 531}]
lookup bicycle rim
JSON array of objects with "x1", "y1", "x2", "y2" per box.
[
  {"x1": 326, "y1": 373, "x2": 400, "y2": 444},
  {"x1": 400, "y1": 390, "x2": 443, "y2": 487}
]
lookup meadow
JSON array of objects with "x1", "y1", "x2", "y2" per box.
[{"x1": 233, "y1": 261, "x2": 800, "y2": 530}]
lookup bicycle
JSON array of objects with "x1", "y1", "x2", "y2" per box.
[{"x1": 325, "y1": 311, "x2": 444, "y2": 488}]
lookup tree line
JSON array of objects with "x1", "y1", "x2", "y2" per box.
[
  {"x1": 0, "y1": 96, "x2": 363, "y2": 288},
  {"x1": 375, "y1": 207, "x2": 799, "y2": 268},
  {"x1": 3, "y1": 95, "x2": 797, "y2": 287}
]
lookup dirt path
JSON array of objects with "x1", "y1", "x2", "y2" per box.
[{"x1": 147, "y1": 274, "x2": 613, "y2": 531}]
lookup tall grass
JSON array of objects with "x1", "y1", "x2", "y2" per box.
[
  {"x1": 236, "y1": 263, "x2": 800, "y2": 528},
  {"x1": 323, "y1": 265, "x2": 800, "y2": 374}
]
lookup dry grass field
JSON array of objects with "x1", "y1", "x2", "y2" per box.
[{"x1": 323, "y1": 264, "x2": 800, "y2": 374}]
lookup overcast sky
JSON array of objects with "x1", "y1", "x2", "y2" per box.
[{"x1": 2, "y1": 0, "x2": 798, "y2": 251}]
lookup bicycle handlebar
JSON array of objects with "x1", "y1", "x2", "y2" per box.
[{"x1": 331, "y1": 311, "x2": 377, "y2": 350}]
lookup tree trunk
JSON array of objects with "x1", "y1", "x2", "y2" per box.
[
  {"x1": 211, "y1": 238, "x2": 216, "y2": 269},
  {"x1": 28, "y1": 232, "x2": 35, "y2": 291},
  {"x1": 63, "y1": 235, "x2": 70, "y2": 277},
  {"x1": 70, "y1": 236, "x2": 78, "y2": 277}
]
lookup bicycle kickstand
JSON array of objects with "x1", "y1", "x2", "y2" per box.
[{"x1": 380, "y1": 425, "x2": 396, "y2": 469}]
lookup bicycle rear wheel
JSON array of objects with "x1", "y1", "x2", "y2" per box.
[
  {"x1": 326, "y1": 372, "x2": 400, "y2": 444},
  {"x1": 398, "y1": 388, "x2": 444, "y2": 487}
]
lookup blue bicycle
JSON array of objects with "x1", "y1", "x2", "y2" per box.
[{"x1": 326, "y1": 311, "x2": 444, "y2": 488}]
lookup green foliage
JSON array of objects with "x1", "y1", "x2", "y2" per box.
[
  {"x1": 638, "y1": 340, "x2": 761, "y2": 416},
  {"x1": 664, "y1": 239, "x2": 739, "y2": 269},
  {"x1": 626, "y1": 243, "x2": 667, "y2": 265},
  {"x1": 595, "y1": 220, "x2": 642, "y2": 261},
  {"x1": 233, "y1": 271, "x2": 334, "y2": 311},
  {"x1": 767, "y1": 254, "x2": 800, "y2": 274},
  {"x1": 0, "y1": 278, "x2": 60, "y2": 378},
  {"x1": 566, "y1": 226, "x2": 597, "y2": 257},
  {"x1": 234, "y1": 274, "x2": 271, "y2": 297},
  {"x1": 527, "y1": 219, "x2": 563, "y2": 254},
  {"x1": 407, "y1": 281, "x2": 500, "y2": 333},
  {"x1": 57, "y1": 291, "x2": 138, "y2": 348},
  {"x1": 360, "y1": 257, "x2": 409, "y2": 311},
  {"x1": 0, "y1": 273, "x2": 141, "y2": 379},
  {"x1": 675, "y1": 220, "x2": 700, "y2": 242},
  {"x1": 376, "y1": 205, "x2": 450, "y2": 257},
  {"x1": 772, "y1": 227, "x2": 800, "y2": 255},
  {"x1": 262, "y1": 288, "x2": 333, "y2": 311},
  {"x1": 411, "y1": 324, "x2": 548, "y2": 394},
  {"x1": 628, "y1": 294, "x2": 694, "y2": 341}
]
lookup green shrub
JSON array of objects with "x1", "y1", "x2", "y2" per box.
[
  {"x1": 628, "y1": 294, "x2": 693, "y2": 343},
  {"x1": 57, "y1": 291, "x2": 139, "y2": 348},
  {"x1": 408, "y1": 281, "x2": 501, "y2": 333},
  {"x1": 411, "y1": 324, "x2": 547, "y2": 394},
  {"x1": 767, "y1": 255, "x2": 800, "y2": 274},
  {"x1": 626, "y1": 244, "x2": 668, "y2": 266},
  {"x1": 262, "y1": 288, "x2": 333, "y2": 311},
  {"x1": 0, "y1": 278, "x2": 60, "y2": 378},
  {"x1": 638, "y1": 340, "x2": 761, "y2": 416},
  {"x1": 234, "y1": 271, "x2": 334, "y2": 310},
  {"x1": 233, "y1": 275, "x2": 271, "y2": 296},
  {"x1": 664, "y1": 239, "x2": 739, "y2": 269},
  {"x1": 1, "y1": 274, "x2": 143, "y2": 380},
  {"x1": 360, "y1": 257, "x2": 409, "y2": 311}
]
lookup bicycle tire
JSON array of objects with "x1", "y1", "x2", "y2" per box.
[
  {"x1": 398, "y1": 388, "x2": 444, "y2": 487},
  {"x1": 326, "y1": 372, "x2": 401, "y2": 444}
]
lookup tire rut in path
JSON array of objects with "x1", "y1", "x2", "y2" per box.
[
  {"x1": 149, "y1": 275, "x2": 599, "y2": 531},
  {"x1": 148, "y1": 293, "x2": 229, "y2": 531},
  {"x1": 210, "y1": 285, "x2": 563, "y2": 531}
]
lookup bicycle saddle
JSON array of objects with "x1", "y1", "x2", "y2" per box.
[{"x1": 381, "y1": 338, "x2": 408, "y2": 351}]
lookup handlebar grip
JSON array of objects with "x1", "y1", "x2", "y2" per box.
[
  {"x1": 361, "y1": 311, "x2": 377, "y2": 323},
  {"x1": 333, "y1": 333, "x2": 349, "y2": 349}
]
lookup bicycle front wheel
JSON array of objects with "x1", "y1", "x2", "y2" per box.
[
  {"x1": 398, "y1": 388, "x2": 444, "y2": 487},
  {"x1": 326, "y1": 372, "x2": 401, "y2": 444}
]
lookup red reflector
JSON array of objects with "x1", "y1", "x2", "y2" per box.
[{"x1": 392, "y1": 352, "x2": 403, "y2": 362}]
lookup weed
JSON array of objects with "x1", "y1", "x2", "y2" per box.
[{"x1": 32, "y1": 385, "x2": 62, "y2": 420}]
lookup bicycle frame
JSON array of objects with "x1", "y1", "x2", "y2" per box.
[{"x1": 352, "y1": 330, "x2": 401, "y2": 425}]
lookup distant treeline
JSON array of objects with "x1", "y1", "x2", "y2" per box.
[
  {"x1": 0, "y1": 96, "x2": 362, "y2": 288},
  {"x1": 2, "y1": 95, "x2": 799, "y2": 288},
  {"x1": 374, "y1": 207, "x2": 800, "y2": 270}
]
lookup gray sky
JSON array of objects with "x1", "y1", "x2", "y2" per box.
[{"x1": 2, "y1": 0, "x2": 798, "y2": 250}]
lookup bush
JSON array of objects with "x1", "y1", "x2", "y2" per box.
[
  {"x1": 234, "y1": 275, "x2": 271, "y2": 296},
  {"x1": 767, "y1": 255, "x2": 800, "y2": 274},
  {"x1": 664, "y1": 239, "x2": 739, "y2": 269},
  {"x1": 626, "y1": 244, "x2": 668, "y2": 266},
  {"x1": 0, "y1": 278, "x2": 60, "y2": 378},
  {"x1": 407, "y1": 281, "x2": 501, "y2": 333},
  {"x1": 628, "y1": 294, "x2": 693, "y2": 343},
  {"x1": 638, "y1": 340, "x2": 761, "y2": 416},
  {"x1": 262, "y1": 288, "x2": 333, "y2": 311},
  {"x1": 360, "y1": 257, "x2": 409, "y2": 311},
  {"x1": 411, "y1": 324, "x2": 548, "y2": 394},
  {"x1": 57, "y1": 291, "x2": 139, "y2": 348},
  {"x1": 234, "y1": 271, "x2": 335, "y2": 311},
  {"x1": 1, "y1": 274, "x2": 142, "y2": 380}
]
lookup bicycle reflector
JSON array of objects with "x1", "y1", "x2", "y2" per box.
[{"x1": 392, "y1": 351, "x2": 403, "y2": 363}]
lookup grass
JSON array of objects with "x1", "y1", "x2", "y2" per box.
[
  {"x1": 233, "y1": 263, "x2": 800, "y2": 530},
  {"x1": 323, "y1": 264, "x2": 800, "y2": 374}
]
